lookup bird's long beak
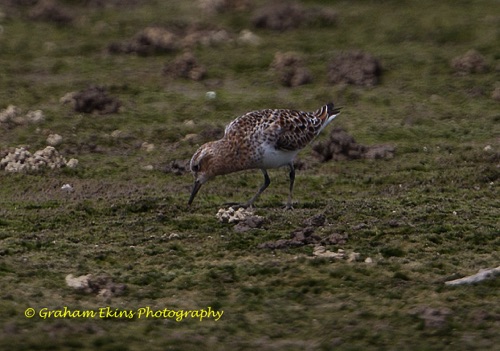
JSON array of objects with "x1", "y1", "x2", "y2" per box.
[{"x1": 188, "y1": 180, "x2": 202, "y2": 205}]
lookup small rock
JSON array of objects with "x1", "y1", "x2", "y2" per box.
[
  {"x1": 238, "y1": 29, "x2": 262, "y2": 46},
  {"x1": 364, "y1": 257, "x2": 373, "y2": 264},
  {"x1": 313, "y1": 246, "x2": 345, "y2": 259},
  {"x1": 25, "y1": 110, "x2": 45, "y2": 123},
  {"x1": 47, "y1": 133, "x2": 63, "y2": 146},
  {"x1": 60, "y1": 91, "x2": 77, "y2": 105},
  {"x1": 141, "y1": 165, "x2": 154, "y2": 171},
  {"x1": 65, "y1": 274, "x2": 92, "y2": 291},
  {"x1": 182, "y1": 133, "x2": 199, "y2": 142},
  {"x1": 66, "y1": 158, "x2": 79, "y2": 169},
  {"x1": 347, "y1": 252, "x2": 361, "y2": 262},
  {"x1": 168, "y1": 233, "x2": 180, "y2": 239},
  {"x1": 110, "y1": 130, "x2": 124, "y2": 138},
  {"x1": 205, "y1": 91, "x2": 217, "y2": 100},
  {"x1": 61, "y1": 183, "x2": 74, "y2": 192},
  {"x1": 141, "y1": 142, "x2": 155, "y2": 152},
  {"x1": 183, "y1": 119, "x2": 196, "y2": 127}
]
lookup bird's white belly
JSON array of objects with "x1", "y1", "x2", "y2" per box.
[{"x1": 259, "y1": 145, "x2": 299, "y2": 169}]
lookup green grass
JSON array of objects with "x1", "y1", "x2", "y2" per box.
[{"x1": 1, "y1": 0, "x2": 499, "y2": 350}]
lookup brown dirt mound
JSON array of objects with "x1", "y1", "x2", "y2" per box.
[
  {"x1": 312, "y1": 128, "x2": 395, "y2": 162},
  {"x1": 28, "y1": 0, "x2": 74, "y2": 25},
  {"x1": 270, "y1": 51, "x2": 312, "y2": 87},
  {"x1": 108, "y1": 25, "x2": 233, "y2": 56},
  {"x1": 66, "y1": 86, "x2": 121, "y2": 114},
  {"x1": 163, "y1": 159, "x2": 190, "y2": 175},
  {"x1": 252, "y1": 2, "x2": 337, "y2": 31},
  {"x1": 451, "y1": 49, "x2": 489, "y2": 75},
  {"x1": 258, "y1": 213, "x2": 347, "y2": 250},
  {"x1": 163, "y1": 52, "x2": 207, "y2": 81},
  {"x1": 107, "y1": 26, "x2": 179, "y2": 56},
  {"x1": 252, "y1": 2, "x2": 304, "y2": 31},
  {"x1": 198, "y1": 0, "x2": 253, "y2": 14},
  {"x1": 328, "y1": 50, "x2": 382, "y2": 87}
]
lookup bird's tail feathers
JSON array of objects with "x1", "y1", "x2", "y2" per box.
[{"x1": 316, "y1": 102, "x2": 342, "y2": 123}]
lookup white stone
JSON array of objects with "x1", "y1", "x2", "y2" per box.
[
  {"x1": 47, "y1": 134, "x2": 63, "y2": 146},
  {"x1": 66, "y1": 158, "x2": 79, "y2": 169},
  {"x1": 25, "y1": 110, "x2": 45, "y2": 123},
  {"x1": 205, "y1": 91, "x2": 217, "y2": 100},
  {"x1": 141, "y1": 142, "x2": 155, "y2": 152},
  {"x1": 238, "y1": 30, "x2": 262, "y2": 46},
  {"x1": 61, "y1": 184, "x2": 74, "y2": 192}
]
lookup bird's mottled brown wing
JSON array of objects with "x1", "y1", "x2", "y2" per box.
[
  {"x1": 224, "y1": 109, "x2": 276, "y2": 139},
  {"x1": 273, "y1": 110, "x2": 324, "y2": 151}
]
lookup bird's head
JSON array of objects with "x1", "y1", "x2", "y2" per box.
[{"x1": 188, "y1": 141, "x2": 220, "y2": 205}]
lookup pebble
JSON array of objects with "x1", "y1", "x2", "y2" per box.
[{"x1": 47, "y1": 133, "x2": 63, "y2": 146}]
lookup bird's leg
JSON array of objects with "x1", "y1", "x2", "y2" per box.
[
  {"x1": 285, "y1": 163, "x2": 295, "y2": 210},
  {"x1": 244, "y1": 169, "x2": 270, "y2": 208},
  {"x1": 225, "y1": 169, "x2": 270, "y2": 209}
]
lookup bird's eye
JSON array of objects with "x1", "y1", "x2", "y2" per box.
[{"x1": 192, "y1": 164, "x2": 200, "y2": 172}]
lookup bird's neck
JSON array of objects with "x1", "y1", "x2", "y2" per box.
[{"x1": 210, "y1": 139, "x2": 251, "y2": 176}]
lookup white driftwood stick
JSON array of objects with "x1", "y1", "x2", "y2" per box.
[{"x1": 445, "y1": 266, "x2": 500, "y2": 286}]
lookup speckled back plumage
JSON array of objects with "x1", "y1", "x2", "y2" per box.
[{"x1": 224, "y1": 103, "x2": 339, "y2": 156}]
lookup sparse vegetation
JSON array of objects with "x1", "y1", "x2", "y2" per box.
[{"x1": 0, "y1": 0, "x2": 499, "y2": 350}]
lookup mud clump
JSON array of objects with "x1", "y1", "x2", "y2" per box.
[
  {"x1": 163, "y1": 52, "x2": 207, "y2": 81},
  {"x1": 163, "y1": 159, "x2": 190, "y2": 175},
  {"x1": 252, "y1": 2, "x2": 337, "y2": 31},
  {"x1": 252, "y1": 2, "x2": 304, "y2": 31},
  {"x1": 108, "y1": 25, "x2": 234, "y2": 56},
  {"x1": 62, "y1": 86, "x2": 121, "y2": 114},
  {"x1": 258, "y1": 213, "x2": 348, "y2": 249},
  {"x1": 28, "y1": 0, "x2": 74, "y2": 25},
  {"x1": 108, "y1": 26, "x2": 179, "y2": 55},
  {"x1": 182, "y1": 27, "x2": 233, "y2": 48},
  {"x1": 198, "y1": 0, "x2": 253, "y2": 14},
  {"x1": 451, "y1": 49, "x2": 488, "y2": 75},
  {"x1": 302, "y1": 213, "x2": 326, "y2": 227},
  {"x1": 312, "y1": 128, "x2": 395, "y2": 162},
  {"x1": 270, "y1": 51, "x2": 312, "y2": 87},
  {"x1": 328, "y1": 50, "x2": 382, "y2": 87}
]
